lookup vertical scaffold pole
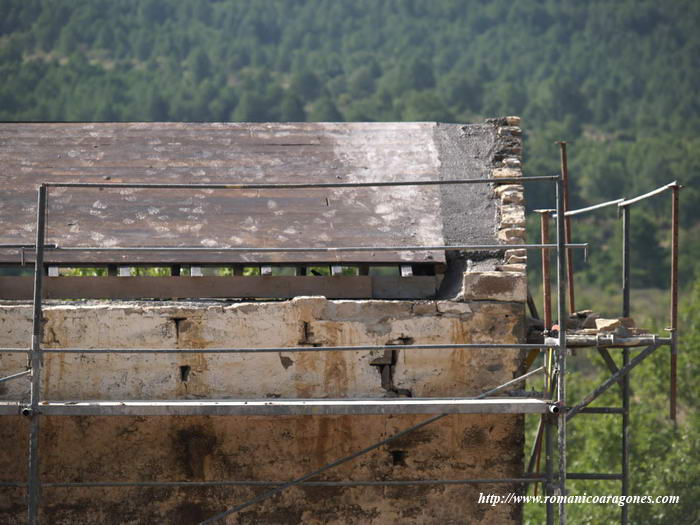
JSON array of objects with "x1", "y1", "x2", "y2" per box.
[
  {"x1": 622, "y1": 347, "x2": 630, "y2": 525},
  {"x1": 545, "y1": 407, "x2": 555, "y2": 525},
  {"x1": 670, "y1": 184, "x2": 679, "y2": 422},
  {"x1": 540, "y1": 207, "x2": 555, "y2": 525},
  {"x1": 28, "y1": 184, "x2": 47, "y2": 525},
  {"x1": 622, "y1": 206, "x2": 631, "y2": 319},
  {"x1": 555, "y1": 174, "x2": 568, "y2": 524},
  {"x1": 538, "y1": 210, "x2": 553, "y2": 330},
  {"x1": 621, "y1": 203, "x2": 631, "y2": 525}
]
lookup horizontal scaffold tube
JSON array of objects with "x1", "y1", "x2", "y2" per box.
[
  {"x1": 27, "y1": 343, "x2": 552, "y2": 354},
  {"x1": 44, "y1": 176, "x2": 557, "y2": 190},
  {"x1": 46, "y1": 243, "x2": 587, "y2": 253}
]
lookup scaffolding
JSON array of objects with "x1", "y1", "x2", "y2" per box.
[{"x1": 0, "y1": 170, "x2": 681, "y2": 525}]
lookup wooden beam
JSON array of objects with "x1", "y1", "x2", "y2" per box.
[
  {"x1": 0, "y1": 275, "x2": 441, "y2": 300},
  {"x1": 370, "y1": 275, "x2": 441, "y2": 299},
  {"x1": 1, "y1": 250, "x2": 442, "y2": 265}
]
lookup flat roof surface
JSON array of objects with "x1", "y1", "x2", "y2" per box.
[{"x1": 0, "y1": 122, "x2": 500, "y2": 264}]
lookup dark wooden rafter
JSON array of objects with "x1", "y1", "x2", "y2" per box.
[{"x1": 0, "y1": 275, "x2": 442, "y2": 300}]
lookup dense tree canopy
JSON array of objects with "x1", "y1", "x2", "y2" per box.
[
  {"x1": 1, "y1": 1, "x2": 698, "y2": 521},
  {"x1": 2, "y1": 0, "x2": 697, "y2": 314},
  {"x1": 2, "y1": 2, "x2": 698, "y2": 286}
]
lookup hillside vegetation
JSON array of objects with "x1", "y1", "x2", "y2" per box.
[
  {"x1": 1, "y1": 3, "x2": 699, "y2": 521},
  {"x1": 2, "y1": 0, "x2": 698, "y2": 297}
]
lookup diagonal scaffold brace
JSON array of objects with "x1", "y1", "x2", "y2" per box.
[{"x1": 198, "y1": 365, "x2": 547, "y2": 525}]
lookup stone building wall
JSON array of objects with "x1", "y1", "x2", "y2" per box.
[
  {"x1": 0, "y1": 115, "x2": 529, "y2": 524},
  {"x1": 1, "y1": 294, "x2": 527, "y2": 525}
]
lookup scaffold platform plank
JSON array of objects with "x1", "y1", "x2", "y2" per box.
[
  {"x1": 545, "y1": 334, "x2": 672, "y2": 348},
  {"x1": 0, "y1": 398, "x2": 550, "y2": 416}
]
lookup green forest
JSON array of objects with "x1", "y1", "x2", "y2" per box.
[
  {"x1": 1, "y1": 0, "x2": 698, "y2": 522},
  {"x1": 2, "y1": 0, "x2": 699, "y2": 295}
]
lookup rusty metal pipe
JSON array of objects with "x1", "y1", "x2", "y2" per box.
[{"x1": 557, "y1": 142, "x2": 576, "y2": 314}]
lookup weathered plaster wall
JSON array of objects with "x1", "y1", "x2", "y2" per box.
[
  {"x1": 0, "y1": 297, "x2": 524, "y2": 401},
  {"x1": 0, "y1": 116, "x2": 528, "y2": 524},
  {"x1": 1, "y1": 297, "x2": 527, "y2": 524},
  {"x1": 1, "y1": 413, "x2": 524, "y2": 525}
]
